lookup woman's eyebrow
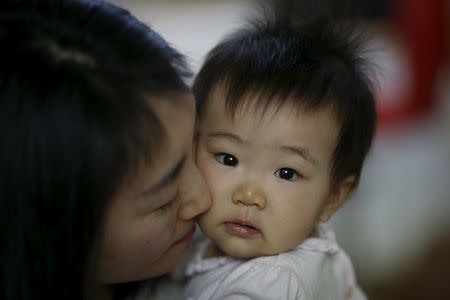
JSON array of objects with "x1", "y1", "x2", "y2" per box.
[{"x1": 142, "y1": 155, "x2": 186, "y2": 196}]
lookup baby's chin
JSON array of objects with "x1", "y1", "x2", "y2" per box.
[
  {"x1": 198, "y1": 222, "x2": 286, "y2": 259},
  {"x1": 224, "y1": 248, "x2": 260, "y2": 259},
  {"x1": 202, "y1": 236, "x2": 258, "y2": 259}
]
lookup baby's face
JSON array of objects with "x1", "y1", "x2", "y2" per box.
[{"x1": 196, "y1": 90, "x2": 344, "y2": 258}]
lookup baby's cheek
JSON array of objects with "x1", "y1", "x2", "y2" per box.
[
  {"x1": 197, "y1": 214, "x2": 213, "y2": 237},
  {"x1": 197, "y1": 165, "x2": 218, "y2": 195},
  {"x1": 199, "y1": 157, "x2": 216, "y2": 178}
]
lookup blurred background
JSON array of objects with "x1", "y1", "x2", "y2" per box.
[{"x1": 111, "y1": 1, "x2": 449, "y2": 299}]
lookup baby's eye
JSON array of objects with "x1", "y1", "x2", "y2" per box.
[
  {"x1": 215, "y1": 153, "x2": 238, "y2": 167},
  {"x1": 274, "y1": 168, "x2": 300, "y2": 181}
]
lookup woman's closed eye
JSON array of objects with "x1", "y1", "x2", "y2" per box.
[
  {"x1": 274, "y1": 168, "x2": 302, "y2": 181},
  {"x1": 215, "y1": 153, "x2": 238, "y2": 167},
  {"x1": 156, "y1": 191, "x2": 179, "y2": 214}
]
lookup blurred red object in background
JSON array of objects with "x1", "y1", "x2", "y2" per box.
[{"x1": 377, "y1": 0, "x2": 448, "y2": 128}]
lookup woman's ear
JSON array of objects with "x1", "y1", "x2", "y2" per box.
[{"x1": 319, "y1": 175, "x2": 356, "y2": 222}]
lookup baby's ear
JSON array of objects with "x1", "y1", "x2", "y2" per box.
[{"x1": 319, "y1": 176, "x2": 356, "y2": 222}]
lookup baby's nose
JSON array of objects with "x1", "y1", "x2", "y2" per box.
[{"x1": 232, "y1": 183, "x2": 266, "y2": 209}]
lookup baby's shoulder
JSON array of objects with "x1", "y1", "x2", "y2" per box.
[
  {"x1": 245, "y1": 235, "x2": 350, "y2": 282},
  {"x1": 246, "y1": 245, "x2": 334, "y2": 275}
]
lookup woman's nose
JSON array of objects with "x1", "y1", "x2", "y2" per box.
[
  {"x1": 177, "y1": 156, "x2": 211, "y2": 221},
  {"x1": 232, "y1": 183, "x2": 266, "y2": 209}
]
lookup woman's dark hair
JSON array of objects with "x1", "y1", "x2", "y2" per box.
[
  {"x1": 193, "y1": 17, "x2": 376, "y2": 188},
  {"x1": 0, "y1": 1, "x2": 190, "y2": 299}
]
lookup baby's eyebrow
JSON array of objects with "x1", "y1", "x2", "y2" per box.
[
  {"x1": 206, "y1": 131, "x2": 317, "y2": 165},
  {"x1": 207, "y1": 131, "x2": 246, "y2": 144},
  {"x1": 279, "y1": 145, "x2": 318, "y2": 166}
]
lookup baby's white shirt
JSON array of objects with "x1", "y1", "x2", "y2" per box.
[{"x1": 184, "y1": 225, "x2": 367, "y2": 300}]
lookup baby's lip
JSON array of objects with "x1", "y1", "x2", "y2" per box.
[
  {"x1": 226, "y1": 219, "x2": 258, "y2": 230},
  {"x1": 224, "y1": 219, "x2": 261, "y2": 238}
]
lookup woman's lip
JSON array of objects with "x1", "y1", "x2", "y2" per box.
[
  {"x1": 224, "y1": 221, "x2": 260, "y2": 238},
  {"x1": 175, "y1": 226, "x2": 196, "y2": 245}
]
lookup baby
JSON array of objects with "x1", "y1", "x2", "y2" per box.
[{"x1": 185, "y1": 18, "x2": 375, "y2": 300}]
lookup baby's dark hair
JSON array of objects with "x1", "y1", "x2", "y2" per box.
[{"x1": 193, "y1": 18, "x2": 376, "y2": 188}]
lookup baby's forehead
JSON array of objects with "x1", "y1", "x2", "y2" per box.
[
  {"x1": 206, "y1": 84, "x2": 339, "y2": 123},
  {"x1": 198, "y1": 93, "x2": 341, "y2": 167}
]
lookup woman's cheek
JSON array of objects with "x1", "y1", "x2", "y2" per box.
[{"x1": 145, "y1": 210, "x2": 177, "y2": 249}]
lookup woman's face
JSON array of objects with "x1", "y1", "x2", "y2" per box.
[{"x1": 96, "y1": 92, "x2": 211, "y2": 284}]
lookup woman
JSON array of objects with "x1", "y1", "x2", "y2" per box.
[{"x1": 0, "y1": 1, "x2": 211, "y2": 299}]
